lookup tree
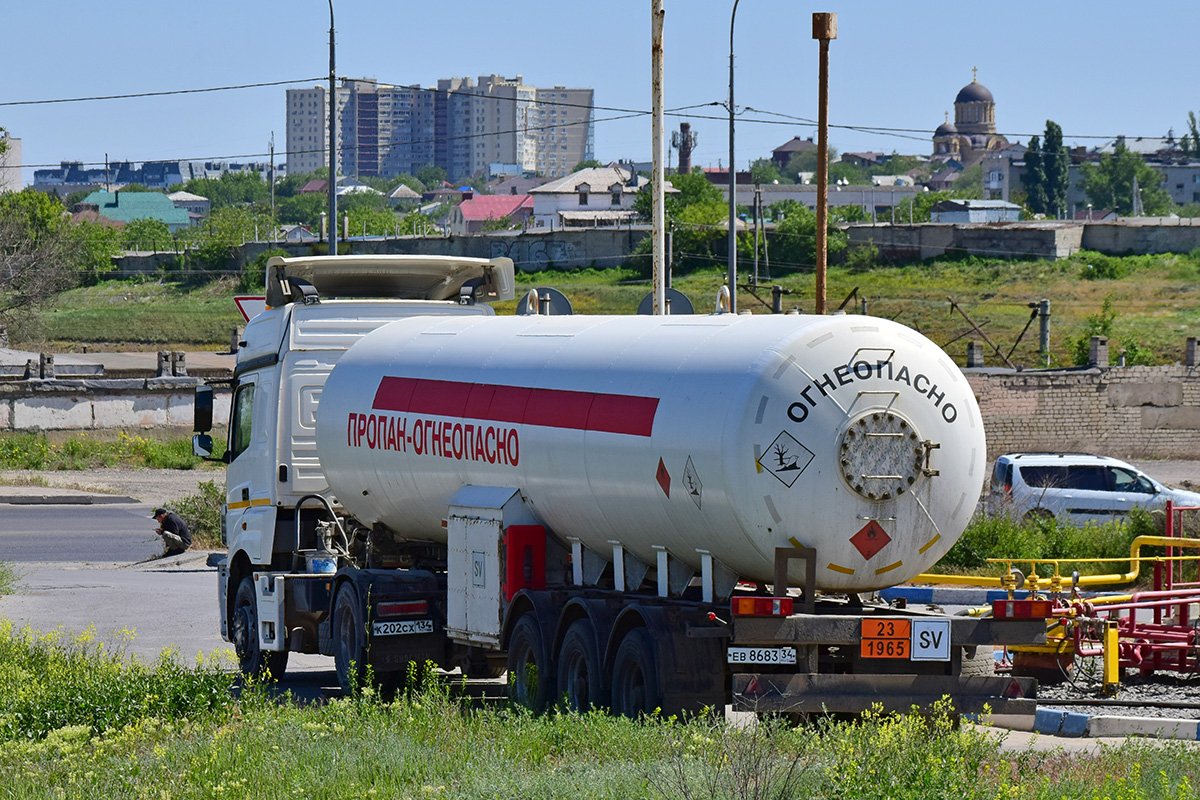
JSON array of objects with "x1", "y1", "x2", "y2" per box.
[
  {"x1": 1183, "y1": 111, "x2": 1200, "y2": 158},
  {"x1": 346, "y1": 206, "x2": 398, "y2": 237},
  {"x1": 769, "y1": 199, "x2": 846, "y2": 270},
  {"x1": 1080, "y1": 141, "x2": 1172, "y2": 216},
  {"x1": 0, "y1": 190, "x2": 117, "y2": 337},
  {"x1": 277, "y1": 193, "x2": 325, "y2": 227},
  {"x1": 892, "y1": 190, "x2": 953, "y2": 224},
  {"x1": 416, "y1": 165, "x2": 448, "y2": 190},
  {"x1": 1042, "y1": 121, "x2": 1069, "y2": 217},
  {"x1": 1022, "y1": 135, "x2": 1048, "y2": 215},
  {"x1": 571, "y1": 159, "x2": 603, "y2": 172},
  {"x1": 122, "y1": 218, "x2": 174, "y2": 251},
  {"x1": 177, "y1": 206, "x2": 278, "y2": 281},
  {"x1": 180, "y1": 172, "x2": 270, "y2": 211},
  {"x1": 951, "y1": 163, "x2": 983, "y2": 199},
  {"x1": 749, "y1": 158, "x2": 780, "y2": 186}
]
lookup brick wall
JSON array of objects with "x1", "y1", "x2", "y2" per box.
[{"x1": 968, "y1": 364, "x2": 1200, "y2": 460}]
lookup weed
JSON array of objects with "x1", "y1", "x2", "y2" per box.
[{"x1": 0, "y1": 431, "x2": 224, "y2": 471}]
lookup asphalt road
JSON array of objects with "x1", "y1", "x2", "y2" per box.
[
  {"x1": 0, "y1": 500, "x2": 339, "y2": 696},
  {"x1": 1, "y1": 503, "x2": 162, "y2": 563}
]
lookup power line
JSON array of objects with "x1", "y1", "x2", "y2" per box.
[{"x1": 0, "y1": 78, "x2": 326, "y2": 108}]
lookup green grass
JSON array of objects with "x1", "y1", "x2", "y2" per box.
[
  {"x1": 0, "y1": 562, "x2": 17, "y2": 596},
  {"x1": 0, "y1": 625, "x2": 1197, "y2": 799},
  {"x1": 935, "y1": 509, "x2": 1158, "y2": 581},
  {"x1": 23, "y1": 252, "x2": 1200, "y2": 366},
  {"x1": 0, "y1": 431, "x2": 225, "y2": 471},
  {"x1": 173, "y1": 479, "x2": 225, "y2": 550}
]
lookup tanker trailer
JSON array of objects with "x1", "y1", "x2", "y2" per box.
[
  {"x1": 311, "y1": 313, "x2": 1043, "y2": 716},
  {"x1": 198, "y1": 257, "x2": 1045, "y2": 718}
]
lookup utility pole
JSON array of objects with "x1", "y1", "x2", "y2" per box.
[
  {"x1": 812, "y1": 12, "x2": 837, "y2": 315},
  {"x1": 651, "y1": 0, "x2": 666, "y2": 315},
  {"x1": 327, "y1": 0, "x2": 338, "y2": 256},
  {"x1": 269, "y1": 133, "x2": 276, "y2": 219},
  {"x1": 727, "y1": 0, "x2": 741, "y2": 314}
]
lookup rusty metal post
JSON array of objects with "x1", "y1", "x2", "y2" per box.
[
  {"x1": 651, "y1": 0, "x2": 666, "y2": 314},
  {"x1": 812, "y1": 13, "x2": 836, "y2": 315}
]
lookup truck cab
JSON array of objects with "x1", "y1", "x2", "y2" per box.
[{"x1": 198, "y1": 255, "x2": 515, "y2": 681}]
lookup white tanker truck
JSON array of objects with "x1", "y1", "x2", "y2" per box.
[{"x1": 195, "y1": 255, "x2": 1046, "y2": 716}]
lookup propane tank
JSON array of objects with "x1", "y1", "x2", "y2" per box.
[{"x1": 315, "y1": 313, "x2": 985, "y2": 591}]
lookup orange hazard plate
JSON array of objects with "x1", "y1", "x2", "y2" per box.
[{"x1": 861, "y1": 618, "x2": 911, "y2": 659}]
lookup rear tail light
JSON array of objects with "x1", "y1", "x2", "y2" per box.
[
  {"x1": 992, "y1": 599, "x2": 1054, "y2": 619},
  {"x1": 730, "y1": 597, "x2": 794, "y2": 617},
  {"x1": 1003, "y1": 482, "x2": 1012, "y2": 501},
  {"x1": 377, "y1": 600, "x2": 429, "y2": 617}
]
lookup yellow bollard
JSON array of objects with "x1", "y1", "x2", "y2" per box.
[{"x1": 1102, "y1": 620, "x2": 1120, "y2": 695}]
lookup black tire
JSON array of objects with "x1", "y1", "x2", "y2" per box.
[
  {"x1": 556, "y1": 619, "x2": 604, "y2": 712},
  {"x1": 231, "y1": 576, "x2": 289, "y2": 679},
  {"x1": 333, "y1": 582, "x2": 368, "y2": 694},
  {"x1": 610, "y1": 628, "x2": 661, "y2": 718},
  {"x1": 1023, "y1": 508, "x2": 1054, "y2": 524},
  {"x1": 960, "y1": 646, "x2": 995, "y2": 677},
  {"x1": 507, "y1": 614, "x2": 553, "y2": 713}
]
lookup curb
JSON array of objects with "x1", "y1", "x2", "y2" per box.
[
  {"x1": 1029, "y1": 707, "x2": 1200, "y2": 740},
  {"x1": 880, "y1": 586, "x2": 1040, "y2": 605},
  {"x1": 0, "y1": 494, "x2": 139, "y2": 505}
]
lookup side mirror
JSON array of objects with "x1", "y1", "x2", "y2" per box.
[
  {"x1": 194, "y1": 385, "x2": 213, "y2": 433},
  {"x1": 193, "y1": 433, "x2": 213, "y2": 458}
]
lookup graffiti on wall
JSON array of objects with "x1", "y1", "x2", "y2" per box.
[{"x1": 490, "y1": 239, "x2": 580, "y2": 270}]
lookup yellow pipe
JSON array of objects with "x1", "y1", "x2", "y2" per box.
[{"x1": 915, "y1": 535, "x2": 1200, "y2": 589}]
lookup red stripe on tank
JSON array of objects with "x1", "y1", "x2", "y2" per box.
[{"x1": 372, "y1": 377, "x2": 658, "y2": 437}]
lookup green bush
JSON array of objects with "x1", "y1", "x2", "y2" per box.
[{"x1": 172, "y1": 479, "x2": 225, "y2": 549}]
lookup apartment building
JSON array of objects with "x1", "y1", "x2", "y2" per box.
[
  {"x1": 285, "y1": 75, "x2": 594, "y2": 182},
  {"x1": 0, "y1": 133, "x2": 21, "y2": 193}
]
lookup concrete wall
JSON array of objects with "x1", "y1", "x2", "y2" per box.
[
  {"x1": 0, "y1": 378, "x2": 230, "y2": 434},
  {"x1": 846, "y1": 222, "x2": 1084, "y2": 261},
  {"x1": 112, "y1": 228, "x2": 652, "y2": 277},
  {"x1": 6, "y1": 365, "x2": 1200, "y2": 463}
]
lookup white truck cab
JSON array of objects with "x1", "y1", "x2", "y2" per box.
[{"x1": 196, "y1": 255, "x2": 515, "y2": 680}]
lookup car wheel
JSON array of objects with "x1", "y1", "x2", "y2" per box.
[{"x1": 1023, "y1": 508, "x2": 1054, "y2": 524}]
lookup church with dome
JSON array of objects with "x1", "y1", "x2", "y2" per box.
[{"x1": 932, "y1": 71, "x2": 1012, "y2": 168}]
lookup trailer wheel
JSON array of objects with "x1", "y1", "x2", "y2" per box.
[
  {"x1": 557, "y1": 619, "x2": 604, "y2": 712},
  {"x1": 231, "y1": 576, "x2": 289, "y2": 679},
  {"x1": 507, "y1": 614, "x2": 553, "y2": 713},
  {"x1": 333, "y1": 583, "x2": 367, "y2": 694},
  {"x1": 610, "y1": 628, "x2": 661, "y2": 718}
]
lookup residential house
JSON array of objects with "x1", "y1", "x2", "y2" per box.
[
  {"x1": 448, "y1": 193, "x2": 534, "y2": 235},
  {"x1": 529, "y1": 165, "x2": 669, "y2": 229},
  {"x1": 771, "y1": 136, "x2": 817, "y2": 170},
  {"x1": 167, "y1": 190, "x2": 210, "y2": 225},
  {"x1": 79, "y1": 190, "x2": 192, "y2": 233},
  {"x1": 930, "y1": 198, "x2": 1022, "y2": 223}
]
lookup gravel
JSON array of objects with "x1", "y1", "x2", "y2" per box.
[{"x1": 1037, "y1": 671, "x2": 1200, "y2": 720}]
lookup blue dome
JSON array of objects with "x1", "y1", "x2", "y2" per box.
[{"x1": 955, "y1": 81, "x2": 993, "y2": 104}]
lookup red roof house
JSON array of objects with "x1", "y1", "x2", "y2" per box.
[{"x1": 449, "y1": 194, "x2": 534, "y2": 235}]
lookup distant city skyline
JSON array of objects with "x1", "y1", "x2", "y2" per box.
[{"x1": 2, "y1": 1, "x2": 1197, "y2": 185}]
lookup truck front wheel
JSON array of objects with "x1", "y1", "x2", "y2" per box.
[
  {"x1": 231, "y1": 576, "x2": 289, "y2": 679},
  {"x1": 333, "y1": 583, "x2": 367, "y2": 693}
]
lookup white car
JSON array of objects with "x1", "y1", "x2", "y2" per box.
[{"x1": 988, "y1": 453, "x2": 1200, "y2": 525}]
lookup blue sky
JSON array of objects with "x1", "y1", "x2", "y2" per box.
[{"x1": 4, "y1": 1, "x2": 1197, "y2": 184}]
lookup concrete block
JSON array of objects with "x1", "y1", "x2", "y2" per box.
[
  {"x1": 1141, "y1": 407, "x2": 1200, "y2": 430},
  {"x1": 1060, "y1": 712, "x2": 1089, "y2": 737},
  {"x1": 1086, "y1": 715, "x2": 1200, "y2": 740},
  {"x1": 1034, "y1": 708, "x2": 1064, "y2": 735},
  {"x1": 0, "y1": 399, "x2": 9, "y2": 430}
]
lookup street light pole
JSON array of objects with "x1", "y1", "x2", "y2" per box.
[
  {"x1": 726, "y1": 0, "x2": 740, "y2": 314},
  {"x1": 327, "y1": 0, "x2": 338, "y2": 255}
]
